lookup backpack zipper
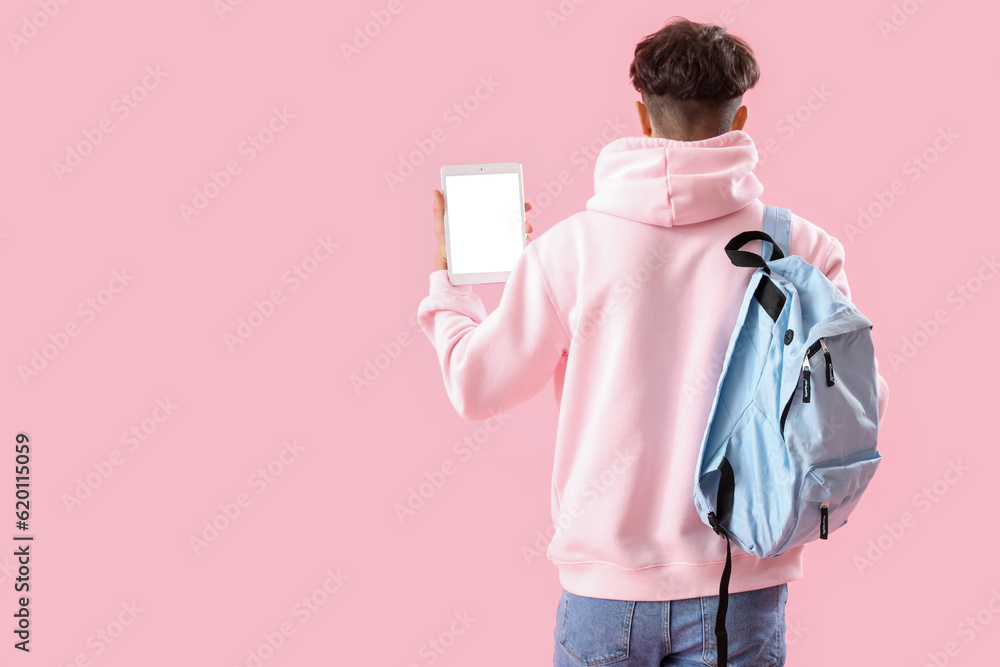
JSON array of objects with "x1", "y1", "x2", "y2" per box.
[
  {"x1": 820, "y1": 338, "x2": 835, "y2": 386},
  {"x1": 780, "y1": 337, "x2": 827, "y2": 434},
  {"x1": 801, "y1": 356, "x2": 811, "y2": 403}
]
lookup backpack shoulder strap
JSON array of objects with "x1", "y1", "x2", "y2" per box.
[{"x1": 762, "y1": 205, "x2": 792, "y2": 259}]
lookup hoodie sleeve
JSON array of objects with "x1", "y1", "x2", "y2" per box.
[
  {"x1": 417, "y1": 242, "x2": 571, "y2": 421},
  {"x1": 821, "y1": 235, "x2": 890, "y2": 425}
]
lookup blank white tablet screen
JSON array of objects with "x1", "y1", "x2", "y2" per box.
[{"x1": 445, "y1": 173, "x2": 523, "y2": 275}]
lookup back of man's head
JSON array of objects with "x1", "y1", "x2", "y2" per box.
[{"x1": 630, "y1": 17, "x2": 760, "y2": 141}]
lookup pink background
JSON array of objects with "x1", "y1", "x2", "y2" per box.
[{"x1": 2, "y1": 0, "x2": 997, "y2": 664}]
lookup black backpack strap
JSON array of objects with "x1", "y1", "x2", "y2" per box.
[
  {"x1": 707, "y1": 456, "x2": 735, "y2": 667},
  {"x1": 724, "y1": 231, "x2": 784, "y2": 273}
]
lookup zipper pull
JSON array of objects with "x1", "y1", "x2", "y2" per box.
[
  {"x1": 819, "y1": 338, "x2": 835, "y2": 386},
  {"x1": 820, "y1": 503, "x2": 829, "y2": 539},
  {"x1": 801, "y1": 356, "x2": 811, "y2": 403}
]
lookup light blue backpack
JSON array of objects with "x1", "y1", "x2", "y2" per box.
[{"x1": 693, "y1": 206, "x2": 882, "y2": 666}]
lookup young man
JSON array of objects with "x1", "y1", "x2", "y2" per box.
[{"x1": 418, "y1": 17, "x2": 888, "y2": 667}]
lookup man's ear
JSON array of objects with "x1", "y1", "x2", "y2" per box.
[
  {"x1": 731, "y1": 105, "x2": 748, "y2": 132},
  {"x1": 636, "y1": 100, "x2": 653, "y2": 137}
]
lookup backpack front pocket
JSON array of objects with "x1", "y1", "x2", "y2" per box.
[{"x1": 795, "y1": 448, "x2": 882, "y2": 544}]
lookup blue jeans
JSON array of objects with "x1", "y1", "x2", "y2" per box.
[{"x1": 553, "y1": 584, "x2": 788, "y2": 667}]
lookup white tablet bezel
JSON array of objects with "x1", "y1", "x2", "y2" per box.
[{"x1": 440, "y1": 162, "x2": 525, "y2": 285}]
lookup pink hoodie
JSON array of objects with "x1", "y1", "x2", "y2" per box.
[{"x1": 417, "y1": 130, "x2": 890, "y2": 601}]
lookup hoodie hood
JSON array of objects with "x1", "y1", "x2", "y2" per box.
[{"x1": 585, "y1": 130, "x2": 764, "y2": 228}]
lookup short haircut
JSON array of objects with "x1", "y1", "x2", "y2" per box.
[{"x1": 629, "y1": 17, "x2": 761, "y2": 140}]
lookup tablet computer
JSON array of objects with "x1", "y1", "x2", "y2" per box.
[{"x1": 441, "y1": 162, "x2": 526, "y2": 285}]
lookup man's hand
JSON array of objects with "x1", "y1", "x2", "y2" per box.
[{"x1": 432, "y1": 189, "x2": 533, "y2": 272}]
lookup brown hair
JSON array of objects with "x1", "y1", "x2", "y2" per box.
[{"x1": 629, "y1": 17, "x2": 760, "y2": 140}]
